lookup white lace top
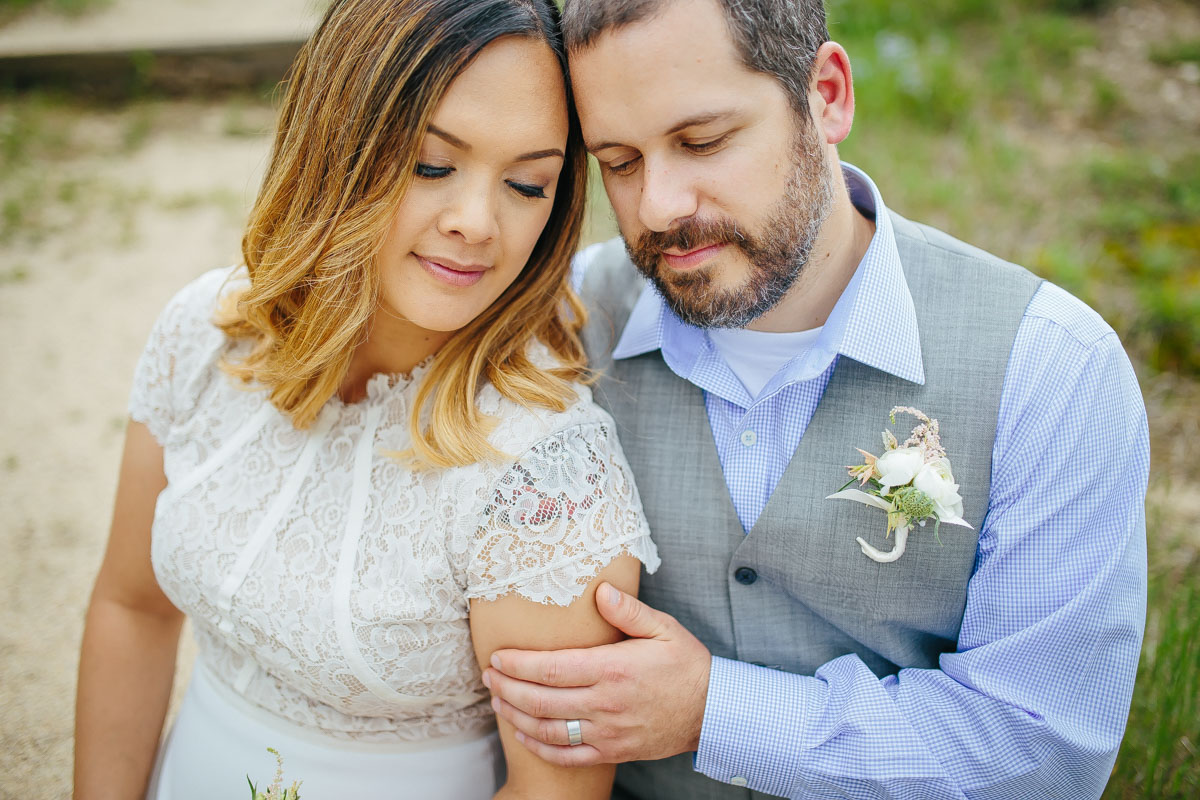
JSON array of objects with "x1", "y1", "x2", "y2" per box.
[{"x1": 129, "y1": 267, "x2": 659, "y2": 744}]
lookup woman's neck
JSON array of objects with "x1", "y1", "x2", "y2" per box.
[{"x1": 339, "y1": 309, "x2": 453, "y2": 403}]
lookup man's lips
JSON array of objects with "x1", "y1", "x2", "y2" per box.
[
  {"x1": 660, "y1": 242, "x2": 728, "y2": 271},
  {"x1": 415, "y1": 254, "x2": 488, "y2": 288}
]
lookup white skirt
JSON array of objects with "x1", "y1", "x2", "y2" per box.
[{"x1": 146, "y1": 660, "x2": 504, "y2": 800}]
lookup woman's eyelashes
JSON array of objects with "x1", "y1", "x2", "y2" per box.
[
  {"x1": 415, "y1": 162, "x2": 452, "y2": 179},
  {"x1": 414, "y1": 163, "x2": 548, "y2": 199},
  {"x1": 506, "y1": 181, "x2": 548, "y2": 199}
]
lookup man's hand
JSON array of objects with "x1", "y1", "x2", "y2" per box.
[{"x1": 482, "y1": 582, "x2": 712, "y2": 767}]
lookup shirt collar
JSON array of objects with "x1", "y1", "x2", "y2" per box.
[{"x1": 612, "y1": 162, "x2": 925, "y2": 388}]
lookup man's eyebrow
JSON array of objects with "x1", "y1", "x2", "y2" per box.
[
  {"x1": 665, "y1": 111, "x2": 733, "y2": 136},
  {"x1": 587, "y1": 111, "x2": 737, "y2": 153}
]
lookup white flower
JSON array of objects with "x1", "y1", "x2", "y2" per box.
[
  {"x1": 827, "y1": 408, "x2": 972, "y2": 563},
  {"x1": 913, "y1": 458, "x2": 965, "y2": 522},
  {"x1": 875, "y1": 447, "x2": 925, "y2": 489}
]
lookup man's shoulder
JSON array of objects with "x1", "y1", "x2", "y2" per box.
[
  {"x1": 574, "y1": 238, "x2": 643, "y2": 305},
  {"x1": 573, "y1": 239, "x2": 647, "y2": 361},
  {"x1": 889, "y1": 210, "x2": 1115, "y2": 349},
  {"x1": 889, "y1": 210, "x2": 1038, "y2": 286}
]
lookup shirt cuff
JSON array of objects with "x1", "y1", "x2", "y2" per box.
[{"x1": 695, "y1": 655, "x2": 809, "y2": 796}]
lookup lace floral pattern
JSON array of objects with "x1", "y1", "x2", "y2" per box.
[
  {"x1": 128, "y1": 267, "x2": 659, "y2": 743},
  {"x1": 470, "y1": 423, "x2": 659, "y2": 605}
]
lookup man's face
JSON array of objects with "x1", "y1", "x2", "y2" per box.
[{"x1": 570, "y1": 0, "x2": 834, "y2": 328}]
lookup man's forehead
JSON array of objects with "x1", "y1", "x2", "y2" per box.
[
  {"x1": 563, "y1": 0, "x2": 699, "y2": 52},
  {"x1": 567, "y1": 0, "x2": 763, "y2": 144}
]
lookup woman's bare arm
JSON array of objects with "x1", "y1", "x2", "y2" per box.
[
  {"x1": 470, "y1": 555, "x2": 642, "y2": 800},
  {"x1": 74, "y1": 420, "x2": 184, "y2": 800}
]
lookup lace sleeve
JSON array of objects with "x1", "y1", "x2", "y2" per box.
[
  {"x1": 127, "y1": 268, "x2": 230, "y2": 444},
  {"x1": 467, "y1": 421, "x2": 660, "y2": 606}
]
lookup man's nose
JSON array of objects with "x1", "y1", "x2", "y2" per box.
[{"x1": 638, "y1": 163, "x2": 699, "y2": 233}]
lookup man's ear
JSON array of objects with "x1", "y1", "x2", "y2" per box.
[{"x1": 808, "y1": 41, "x2": 855, "y2": 145}]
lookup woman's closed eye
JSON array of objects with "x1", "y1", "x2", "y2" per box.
[
  {"x1": 415, "y1": 162, "x2": 453, "y2": 179},
  {"x1": 415, "y1": 163, "x2": 547, "y2": 199},
  {"x1": 506, "y1": 180, "x2": 548, "y2": 199}
]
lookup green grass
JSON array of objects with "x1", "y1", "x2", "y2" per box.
[
  {"x1": 1110, "y1": 500, "x2": 1200, "y2": 796},
  {"x1": 0, "y1": 0, "x2": 108, "y2": 16},
  {"x1": 1150, "y1": 39, "x2": 1200, "y2": 66}
]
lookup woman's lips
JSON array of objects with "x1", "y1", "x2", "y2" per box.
[
  {"x1": 415, "y1": 254, "x2": 488, "y2": 287},
  {"x1": 660, "y1": 242, "x2": 728, "y2": 271}
]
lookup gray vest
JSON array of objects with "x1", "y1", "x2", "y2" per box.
[{"x1": 579, "y1": 212, "x2": 1042, "y2": 800}]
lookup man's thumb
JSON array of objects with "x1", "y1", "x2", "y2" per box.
[{"x1": 596, "y1": 582, "x2": 668, "y2": 639}]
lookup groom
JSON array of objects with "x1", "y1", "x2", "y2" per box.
[{"x1": 483, "y1": 0, "x2": 1149, "y2": 797}]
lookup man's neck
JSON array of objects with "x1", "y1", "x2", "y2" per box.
[{"x1": 746, "y1": 174, "x2": 876, "y2": 334}]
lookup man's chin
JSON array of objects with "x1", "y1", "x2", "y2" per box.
[{"x1": 656, "y1": 280, "x2": 761, "y2": 329}]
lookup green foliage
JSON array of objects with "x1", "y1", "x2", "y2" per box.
[
  {"x1": 1083, "y1": 153, "x2": 1200, "y2": 374},
  {"x1": 0, "y1": 0, "x2": 108, "y2": 16},
  {"x1": 1028, "y1": 0, "x2": 1119, "y2": 13},
  {"x1": 1109, "y1": 507, "x2": 1200, "y2": 797},
  {"x1": 1150, "y1": 39, "x2": 1200, "y2": 66}
]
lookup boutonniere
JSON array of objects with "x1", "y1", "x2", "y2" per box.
[{"x1": 826, "y1": 407, "x2": 971, "y2": 563}]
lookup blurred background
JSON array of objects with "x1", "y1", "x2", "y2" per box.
[{"x1": 0, "y1": 0, "x2": 1196, "y2": 797}]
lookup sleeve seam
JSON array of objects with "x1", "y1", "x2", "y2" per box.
[{"x1": 465, "y1": 532, "x2": 654, "y2": 602}]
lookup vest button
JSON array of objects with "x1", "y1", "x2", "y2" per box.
[{"x1": 734, "y1": 567, "x2": 757, "y2": 585}]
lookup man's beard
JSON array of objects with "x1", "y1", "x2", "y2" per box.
[{"x1": 625, "y1": 122, "x2": 835, "y2": 329}]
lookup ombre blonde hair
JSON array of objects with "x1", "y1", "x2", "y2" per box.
[{"x1": 219, "y1": 0, "x2": 590, "y2": 468}]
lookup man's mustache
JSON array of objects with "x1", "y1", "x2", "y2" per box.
[{"x1": 632, "y1": 217, "x2": 748, "y2": 261}]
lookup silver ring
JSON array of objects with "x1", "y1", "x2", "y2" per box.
[{"x1": 565, "y1": 718, "x2": 584, "y2": 746}]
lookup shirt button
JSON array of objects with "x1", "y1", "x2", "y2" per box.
[
  {"x1": 740, "y1": 429, "x2": 757, "y2": 447},
  {"x1": 731, "y1": 776, "x2": 748, "y2": 787},
  {"x1": 734, "y1": 567, "x2": 758, "y2": 585}
]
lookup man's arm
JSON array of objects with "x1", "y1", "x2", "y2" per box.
[{"x1": 487, "y1": 287, "x2": 1149, "y2": 798}]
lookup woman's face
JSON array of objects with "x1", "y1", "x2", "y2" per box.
[{"x1": 376, "y1": 35, "x2": 569, "y2": 342}]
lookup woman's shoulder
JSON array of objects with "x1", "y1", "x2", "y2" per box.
[
  {"x1": 157, "y1": 265, "x2": 247, "y2": 329},
  {"x1": 129, "y1": 266, "x2": 249, "y2": 440},
  {"x1": 479, "y1": 340, "x2": 613, "y2": 457}
]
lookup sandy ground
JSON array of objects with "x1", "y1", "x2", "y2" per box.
[
  {"x1": 0, "y1": 97, "x2": 276, "y2": 798},
  {"x1": 1, "y1": 3, "x2": 311, "y2": 794}
]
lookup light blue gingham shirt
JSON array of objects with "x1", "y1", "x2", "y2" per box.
[{"x1": 589, "y1": 164, "x2": 1149, "y2": 798}]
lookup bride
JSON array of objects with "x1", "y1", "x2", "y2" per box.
[{"x1": 73, "y1": 1, "x2": 659, "y2": 797}]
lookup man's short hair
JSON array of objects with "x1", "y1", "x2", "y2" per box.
[{"x1": 561, "y1": 0, "x2": 829, "y2": 115}]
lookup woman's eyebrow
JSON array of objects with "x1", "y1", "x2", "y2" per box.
[
  {"x1": 427, "y1": 124, "x2": 562, "y2": 163},
  {"x1": 428, "y1": 124, "x2": 469, "y2": 150},
  {"x1": 514, "y1": 149, "x2": 565, "y2": 162}
]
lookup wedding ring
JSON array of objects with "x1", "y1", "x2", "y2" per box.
[{"x1": 565, "y1": 718, "x2": 584, "y2": 746}]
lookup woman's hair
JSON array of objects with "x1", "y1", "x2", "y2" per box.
[{"x1": 219, "y1": 0, "x2": 589, "y2": 468}]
